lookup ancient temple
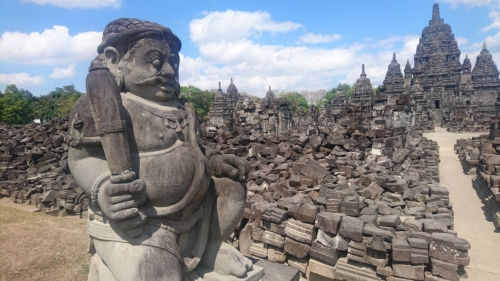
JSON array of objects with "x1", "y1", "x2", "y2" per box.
[
  {"x1": 350, "y1": 64, "x2": 373, "y2": 109},
  {"x1": 383, "y1": 53, "x2": 404, "y2": 95},
  {"x1": 206, "y1": 80, "x2": 240, "y2": 128},
  {"x1": 412, "y1": 3, "x2": 462, "y2": 117},
  {"x1": 472, "y1": 43, "x2": 500, "y2": 102},
  {"x1": 236, "y1": 86, "x2": 293, "y2": 135}
]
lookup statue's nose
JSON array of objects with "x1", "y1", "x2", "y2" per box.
[{"x1": 159, "y1": 63, "x2": 175, "y2": 78}]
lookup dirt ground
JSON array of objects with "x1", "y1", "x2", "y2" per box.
[
  {"x1": 0, "y1": 198, "x2": 89, "y2": 281},
  {"x1": 424, "y1": 127, "x2": 500, "y2": 281}
]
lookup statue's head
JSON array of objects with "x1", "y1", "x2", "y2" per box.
[{"x1": 95, "y1": 18, "x2": 182, "y2": 101}]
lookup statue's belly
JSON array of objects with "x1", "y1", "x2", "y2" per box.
[{"x1": 132, "y1": 142, "x2": 206, "y2": 207}]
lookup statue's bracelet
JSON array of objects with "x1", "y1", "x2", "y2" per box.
[
  {"x1": 110, "y1": 169, "x2": 137, "y2": 184},
  {"x1": 206, "y1": 150, "x2": 222, "y2": 160}
]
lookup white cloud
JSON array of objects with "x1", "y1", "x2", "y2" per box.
[
  {"x1": 0, "y1": 25, "x2": 101, "y2": 65},
  {"x1": 0, "y1": 73, "x2": 45, "y2": 87},
  {"x1": 189, "y1": 10, "x2": 302, "y2": 45},
  {"x1": 440, "y1": 0, "x2": 500, "y2": 8},
  {"x1": 22, "y1": 0, "x2": 121, "y2": 9},
  {"x1": 49, "y1": 64, "x2": 76, "y2": 79},
  {"x1": 298, "y1": 33, "x2": 342, "y2": 44},
  {"x1": 180, "y1": 17, "x2": 420, "y2": 97},
  {"x1": 482, "y1": 9, "x2": 500, "y2": 31}
]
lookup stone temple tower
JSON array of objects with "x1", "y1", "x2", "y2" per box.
[{"x1": 383, "y1": 53, "x2": 404, "y2": 96}]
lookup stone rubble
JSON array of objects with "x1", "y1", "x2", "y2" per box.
[
  {"x1": 455, "y1": 121, "x2": 500, "y2": 229},
  {"x1": 0, "y1": 120, "x2": 88, "y2": 216},
  {"x1": 203, "y1": 103, "x2": 470, "y2": 280}
]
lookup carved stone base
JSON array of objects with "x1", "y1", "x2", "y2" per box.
[{"x1": 188, "y1": 265, "x2": 265, "y2": 281}]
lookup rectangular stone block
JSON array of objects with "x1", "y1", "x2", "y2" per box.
[
  {"x1": 262, "y1": 220, "x2": 286, "y2": 236},
  {"x1": 284, "y1": 237, "x2": 311, "y2": 258},
  {"x1": 341, "y1": 201, "x2": 360, "y2": 217},
  {"x1": 363, "y1": 224, "x2": 394, "y2": 242},
  {"x1": 299, "y1": 203, "x2": 320, "y2": 223},
  {"x1": 326, "y1": 198, "x2": 341, "y2": 212},
  {"x1": 392, "y1": 239, "x2": 411, "y2": 262},
  {"x1": 310, "y1": 240, "x2": 339, "y2": 265},
  {"x1": 267, "y1": 245, "x2": 287, "y2": 263},
  {"x1": 339, "y1": 216, "x2": 364, "y2": 242},
  {"x1": 284, "y1": 218, "x2": 316, "y2": 244},
  {"x1": 306, "y1": 257, "x2": 335, "y2": 280},
  {"x1": 429, "y1": 233, "x2": 470, "y2": 266},
  {"x1": 262, "y1": 230, "x2": 285, "y2": 248},
  {"x1": 379, "y1": 215, "x2": 401, "y2": 227},
  {"x1": 249, "y1": 242, "x2": 268, "y2": 259},
  {"x1": 392, "y1": 263, "x2": 424, "y2": 281},
  {"x1": 287, "y1": 256, "x2": 309, "y2": 274},
  {"x1": 315, "y1": 212, "x2": 342, "y2": 235},
  {"x1": 262, "y1": 207, "x2": 288, "y2": 223},
  {"x1": 430, "y1": 258, "x2": 459, "y2": 281}
]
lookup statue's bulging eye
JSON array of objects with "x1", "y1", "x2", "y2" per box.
[{"x1": 152, "y1": 58, "x2": 161, "y2": 68}]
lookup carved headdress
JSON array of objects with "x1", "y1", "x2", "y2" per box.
[{"x1": 97, "y1": 18, "x2": 182, "y2": 54}]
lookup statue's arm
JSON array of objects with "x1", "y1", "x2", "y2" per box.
[{"x1": 85, "y1": 64, "x2": 147, "y2": 237}]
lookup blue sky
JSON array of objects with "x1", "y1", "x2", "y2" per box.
[{"x1": 1, "y1": 0, "x2": 500, "y2": 97}]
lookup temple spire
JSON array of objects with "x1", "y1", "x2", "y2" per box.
[
  {"x1": 483, "y1": 42, "x2": 487, "y2": 50},
  {"x1": 432, "y1": 3, "x2": 440, "y2": 21},
  {"x1": 218, "y1": 81, "x2": 221, "y2": 90},
  {"x1": 269, "y1": 85, "x2": 271, "y2": 91},
  {"x1": 361, "y1": 64, "x2": 366, "y2": 76},
  {"x1": 392, "y1": 53, "x2": 397, "y2": 63},
  {"x1": 231, "y1": 77, "x2": 233, "y2": 83}
]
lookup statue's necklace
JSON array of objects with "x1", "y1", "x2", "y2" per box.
[{"x1": 127, "y1": 98, "x2": 188, "y2": 133}]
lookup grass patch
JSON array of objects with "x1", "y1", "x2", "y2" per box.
[{"x1": 0, "y1": 205, "x2": 89, "y2": 281}]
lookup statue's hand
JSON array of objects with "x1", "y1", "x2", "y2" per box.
[
  {"x1": 209, "y1": 154, "x2": 251, "y2": 182},
  {"x1": 98, "y1": 179, "x2": 148, "y2": 237}
]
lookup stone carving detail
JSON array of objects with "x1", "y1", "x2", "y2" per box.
[{"x1": 67, "y1": 18, "x2": 261, "y2": 281}]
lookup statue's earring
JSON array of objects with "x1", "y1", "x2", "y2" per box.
[{"x1": 116, "y1": 75, "x2": 124, "y2": 90}]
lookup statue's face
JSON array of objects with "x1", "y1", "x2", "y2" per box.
[{"x1": 116, "y1": 38, "x2": 180, "y2": 101}]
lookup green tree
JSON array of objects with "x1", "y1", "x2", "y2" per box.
[
  {"x1": 322, "y1": 83, "x2": 354, "y2": 106},
  {"x1": 279, "y1": 91, "x2": 309, "y2": 114},
  {"x1": 32, "y1": 84, "x2": 82, "y2": 120},
  {"x1": 179, "y1": 86, "x2": 215, "y2": 120},
  {"x1": 0, "y1": 84, "x2": 34, "y2": 124}
]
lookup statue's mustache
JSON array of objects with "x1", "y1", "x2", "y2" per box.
[{"x1": 136, "y1": 70, "x2": 175, "y2": 86}]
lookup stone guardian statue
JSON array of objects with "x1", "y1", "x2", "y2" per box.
[{"x1": 67, "y1": 18, "x2": 262, "y2": 281}]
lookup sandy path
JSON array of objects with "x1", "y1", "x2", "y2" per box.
[{"x1": 424, "y1": 128, "x2": 500, "y2": 280}]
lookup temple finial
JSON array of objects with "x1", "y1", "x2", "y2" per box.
[
  {"x1": 218, "y1": 82, "x2": 221, "y2": 90},
  {"x1": 432, "y1": 3, "x2": 440, "y2": 21},
  {"x1": 483, "y1": 42, "x2": 487, "y2": 50},
  {"x1": 361, "y1": 64, "x2": 366, "y2": 76},
  {"x1": 231, "y1": 77, "x2": 233, "y2": 83},
  {"x1": 392, "y1": 53, "x2": 396, "y2": 63},
  {"x1": 465, "y1": 54, "x2": 468, "y2": 59}
]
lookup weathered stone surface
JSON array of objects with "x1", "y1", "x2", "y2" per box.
[
  {"x1": 392, "y1": 263, "x2": 424, "y2": 281},
  {"x1": 431, "y1": 258, "x2": 459, "y2": 281},
  {"x1": 284, "y1": 218, "x2": 316, "y2": 244},
  {"x1": 339, "y1": 216, "x2": 364, "y2": 242},
  {"x1": 262, "y1": 230, "x2": 285, "y2": 248},
  {"x1": 315, "y1": 212, "x2": 342, "y2": 235},
  {"x1": 263, "y1": 207, "x2": 288, "y2": 223},
  {"x1": 284, "y1": 237, "x2": 311, "y2": 258}
]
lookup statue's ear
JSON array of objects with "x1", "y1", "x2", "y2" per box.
[{"x1": 103, "y1": 46, "x2": 121, "y2": 70}]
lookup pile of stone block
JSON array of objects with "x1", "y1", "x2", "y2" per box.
[
  {"x1": 205, "y1": 114, "x2": 469, "y2": 280},
  {"x1": 0, "y1": 120, "x2": 88, "y2": 216},
  {"x1": 455, "y1": 133, "x2": 500, "y2": 229}
]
